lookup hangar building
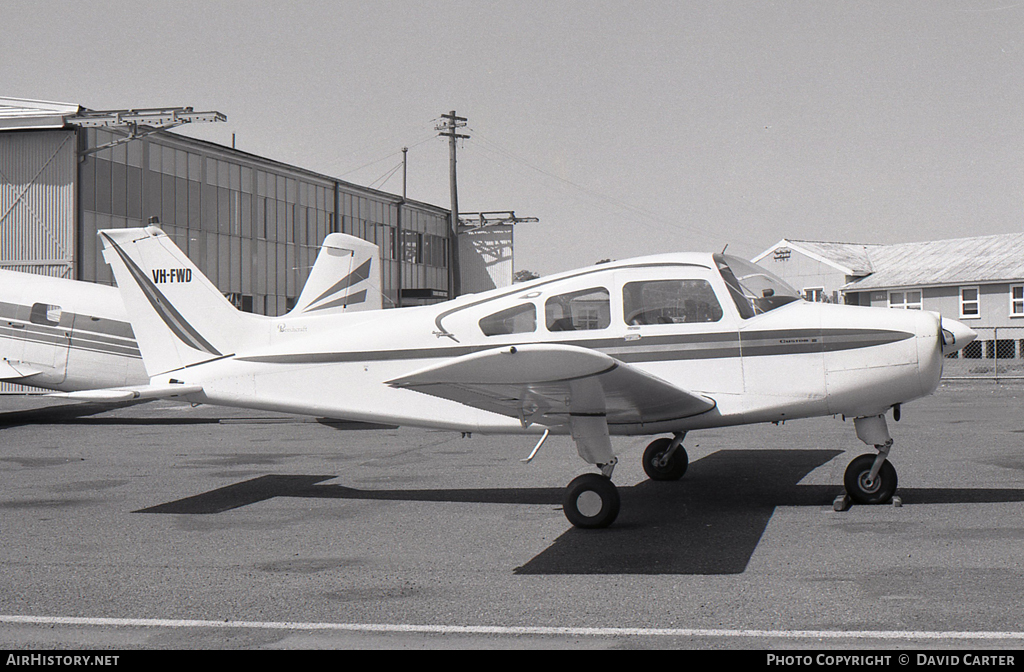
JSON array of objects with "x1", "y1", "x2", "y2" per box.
[{"x1": 0, "y1": 97, "x2": 514, "y2": 314}]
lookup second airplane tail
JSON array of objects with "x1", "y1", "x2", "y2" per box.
[
  {"x1": 100, "y1": 226, "x2": 258, "y2": 377},
  {"x1": 287, "y1": 233, "x2": 383, "y2": 315}
]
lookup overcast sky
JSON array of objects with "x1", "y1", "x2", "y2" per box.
[{"x1": 3, "y1": 0, "x2": 1024, "y2": 275}]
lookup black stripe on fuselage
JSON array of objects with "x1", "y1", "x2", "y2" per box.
[
  {"x1": 235, "y1": 328, "x2": 914, "y2": 366},
  {"x1": 0, "y1": 303, "x2": 141, "y2": 359}
]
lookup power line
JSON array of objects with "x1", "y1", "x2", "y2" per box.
[{"x1": 468, "y1": 131, "x2": 740, "y2": 248}]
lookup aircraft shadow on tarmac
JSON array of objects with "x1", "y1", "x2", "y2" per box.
[
  {"x1": 135, "y1": 449, "x2": 1024, "y2": 575},
  {"x1": 0, "y1": 404, "x2": 392, "y2": 430},
  {"x1": 0, "y1": 401, "x2": 158, "y2": 427}
]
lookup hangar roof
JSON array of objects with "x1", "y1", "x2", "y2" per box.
[{"x1": 0, "y1": 97, "x2": 81, "y2": 130}]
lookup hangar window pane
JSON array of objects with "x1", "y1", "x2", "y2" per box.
[
  {"x1": 175, "y1": 150, "x2": 188, "y2": 179},
  {"x1": 480, "y1": 304, "x2": 536, "y2": 337},
  {"x1": 95, "y1": 159, "x2": 112, "y2": 213},
  {"x1": 149, "y1": 143, "x2": 161, "y2": 173},
  {"x1": 111, "y1": 141, "x2": 127, "y2": 165},
  {"x1": 160, "y1": 173, "x2": 175, "y2": 225},
  {"x1": 188, "y1": 153, "x2": 201, "y2": 182},
  {"x1": 127, "y1": 140, "x2": 143, "y2": 168},
  {"x1": 402, "y1": 231, "x2": 421, "y2": 263},
  {"x1": 206, "y1": 157, "x2": 218, "y2": 186},
  {"x1": 81, "y1": 159, "x2": 96, "y2": 211},
  {"x1": 623, "y1": 280, "x2": 723, "y2": 325},
  {"x1": 162, "y1": 146, "x2": 175, "y2": 176},
  {"x1": 546, "y1": 288, "x2": 610, "y2": 332}
]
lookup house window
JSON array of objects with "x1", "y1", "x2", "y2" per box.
[
  {"x1": 1011, "y1": 285, "x2": 1024, "y2": 317},
  {"x1": 960, "y1": 287, "x2": 980, "y2": 319},
  {"x1": 803, "y1": 287, "x2": 825, "y2": 303},
  {"x1": 888, "y1": 290, "x2": 922, "y2": 310}
]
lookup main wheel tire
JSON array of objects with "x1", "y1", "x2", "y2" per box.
[
  {"x1": 844, "y1": 453, "x2": 898, "y2": 505},
  {"x1": 563, "y1": 474, "x2": 620, "y2": 529},
  {"x1": 642, "y1": 437, "x2": 689, "y2": 481}
]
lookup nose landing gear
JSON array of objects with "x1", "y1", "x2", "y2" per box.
[
  {"x1": 844, "y1": 450, "x2": 898, "y2": 504},
  {"x1": 844, "y1": 415, "x2": 899, "y2": 505}
]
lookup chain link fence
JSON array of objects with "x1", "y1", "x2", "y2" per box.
[{"x1": 943, "y1": 326, "x2": 1024, "y2": 380}]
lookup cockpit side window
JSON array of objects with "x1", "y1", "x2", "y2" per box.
[
  {"x1": 623, "y1": 280, "x2": 723, "y2": 325},
  {"x1": 479, "y1": 303, "x2": 536, "y2": 337},
  {"x1": 545, "y1": 288, "x2": 610, "y2": 331},
  {"x1": 713, "y1": 254, "x2": 801, "y2": 318}
]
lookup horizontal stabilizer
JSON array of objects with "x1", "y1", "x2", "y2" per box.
[
  {"x1": 48, "y1": 383, "x2": 203, "y2": 403},
  {"x1": 387, "y1": 343, "x2": 715, "y2": 427}
]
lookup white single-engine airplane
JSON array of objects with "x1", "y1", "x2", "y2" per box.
[
  {"x1": 68, "y1": 225, "x2": 977, "y2": 528},
  {"x1": 0, "y1": 233, "x2": 383, "y2": 393}
]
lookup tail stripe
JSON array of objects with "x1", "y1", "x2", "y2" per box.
[
  {"x1": 101, "y1": 233, "x2": 222, "y2": 356},
  {"x1": 306, "y1": 259, "x2": 372, "y2": 309},
  {"x1": 303, "y1": 290, "x2": 367, "y2": 313}
]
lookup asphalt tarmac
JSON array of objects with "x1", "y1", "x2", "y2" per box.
[{"x1": 0, "y1": 380, "x2": 1022, "y2": 650}]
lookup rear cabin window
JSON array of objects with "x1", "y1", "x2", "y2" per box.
[
  {"x1": 545, "y1": 288, "x2": 611, "y2": 331},
  {"x1": 30, "y1": 303, "x2": 62, "y2": 327},
  {"x1": 623, "y1": 280, "x2": 723, "y2": 325},
  {"x1": 479, "y1": 303, "x2": 536, "y2": 336}
]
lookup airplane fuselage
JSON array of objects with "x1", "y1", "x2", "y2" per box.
[
  {"x1": 0, "y1": 270, "x2": 145, "y2": 391},
  {"x1": 161, "y1": 253, "x2": 947, "y2": 436}
]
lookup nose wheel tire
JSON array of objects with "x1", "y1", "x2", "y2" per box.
[
  {"x1": 642, "y1": 437, "x2": 688, "y2": 481},
  {"x1": 563, "y1": 474, "x2": 620, "y2": 528},
  {"x1": 844, "y1": 453, "x2": 898, "y2": 505}
]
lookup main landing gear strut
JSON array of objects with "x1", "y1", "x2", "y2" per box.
[
  {"x1": 563, "y1": 467, "x2": 620, "y2": 529},
  {"x1": 561, "y1": 432, "x2": 690, "y2": 529},
  {"x1": 561, "y1": 413, "x2": 901, "y2": 528}
]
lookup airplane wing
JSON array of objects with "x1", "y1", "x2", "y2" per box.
[
  {"x1": 48, "y1": 382, "x2": 203, "y2": 403},
  {"x1": 386, "y1": 343, "x2": 715, "y2": 429},
  {"x1": 0, "y1": 359, "x2": 45, "y2": 380}
]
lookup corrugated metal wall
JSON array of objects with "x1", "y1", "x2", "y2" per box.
[
  {"x1": 1, "y1": 129, "x2": 76, "y2": 392},
  {"x1": 459, "y1": 225, "x2": 514, "y2": 292},
  {"x1": 0, "y1": 129, "x2": 76, "y2": 279}
]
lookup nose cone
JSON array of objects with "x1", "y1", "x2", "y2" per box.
[{"x1": 940, "y1": 317, "x2": 978, "y2": 356}]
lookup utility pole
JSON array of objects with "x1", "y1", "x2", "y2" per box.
[
  {"x1": 436, "y1": 111, "x2": 469, "y2": 298},
  {"x1": 401, "y1": 146, "x2": 408, "y2": 201}
]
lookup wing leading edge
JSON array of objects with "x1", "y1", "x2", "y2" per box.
[{"x1": 386, "y1": 343, "x2": 716, "y2": 429}]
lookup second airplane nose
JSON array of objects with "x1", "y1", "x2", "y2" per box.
[{"x1": 940, "y1": 317, "x2": 978, "y2": 356}]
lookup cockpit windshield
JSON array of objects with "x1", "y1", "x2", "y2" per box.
[{"x1": 713, "y1": 254, "x2": 801, "y2": 318}]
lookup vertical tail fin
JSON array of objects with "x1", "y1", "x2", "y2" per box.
[
  {"x1": 287, "y1": 233, "x2": 383, "y2": 315},
  {"x1": 100, "y1": 226, "x2": 258, "y2": 376}
]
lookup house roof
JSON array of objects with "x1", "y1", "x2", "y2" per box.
[
  {"x1": 842, "y1": 232, "x2": 1024, "y2": 290},
  {"x1": 754, "y1": 238, "x2": 879, "y2": 276},
  {"x1": 755, "y1": 232, "x2": 1024, "y2": 291}
]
